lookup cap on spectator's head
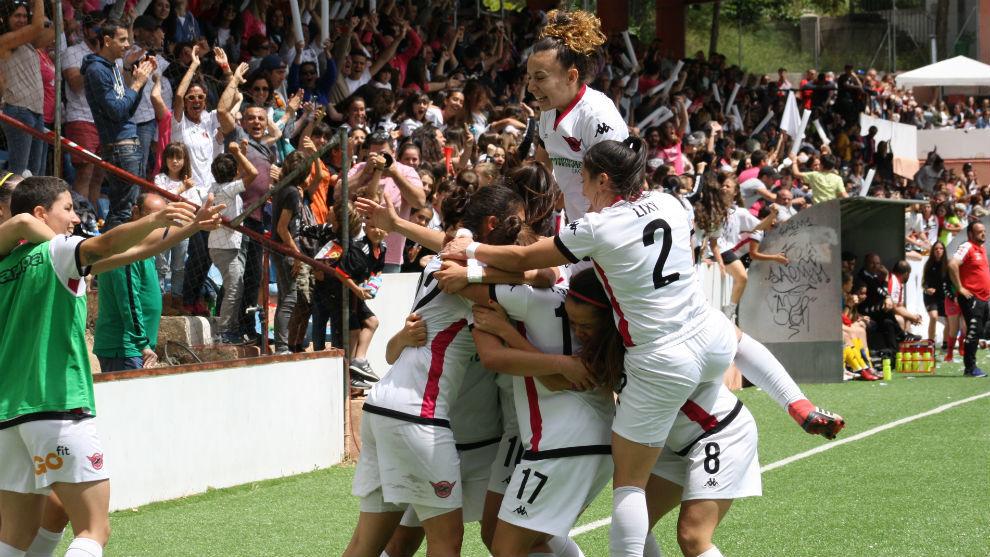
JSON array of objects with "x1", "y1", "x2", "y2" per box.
[
  {"x1": 955, "y1": 203, "x2": 967, "y2": 212},
  {"x1": 260, "y1": 54, "x2": 286, "y2": 72},
  {"x1": 758, "y1": 166, "x2": 779, "y2": 180},
  {"x1": 647, "y1": 158, "x2": 664, "y2": 171},
  {"x1": 133, "y1": 15, "x2": 159, "y2": 31}
]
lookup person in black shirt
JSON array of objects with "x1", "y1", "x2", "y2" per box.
[
  {"x1": 305, "y1": 202, "x2": 386, "y2": 386},
  {"x1": 271, "y1": 151, "x2": 311, "y2": 354}
]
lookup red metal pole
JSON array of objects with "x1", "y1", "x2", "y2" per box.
[{"x1": 0, "y1": 112, "x2": 349, "y2": 283}]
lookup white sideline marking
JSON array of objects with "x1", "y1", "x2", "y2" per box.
[{"x1": 568, "y1": 390, "x2": 990, "y2": 538}]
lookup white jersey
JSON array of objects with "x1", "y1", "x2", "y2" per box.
[
  {"x1": 712, "y1": 207, "x2": 763, "y2": 256},
  {"x1": 555, "y1": 190, "x2": 708, "y2": 347},
  {"x1": 539, "y1": 85, "x2": 628, "y2": 222},
  {"x1": 490, "y1": 283, "x2": 614, "y2": 455},
  {"x1": 365, "y1": 258, "x2": 474, "y2": 425},
  {"x1": 449, "y1": 358, "x2": 503, "y2": 446}
]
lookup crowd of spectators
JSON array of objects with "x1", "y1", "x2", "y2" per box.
[{"x1": 1, "y1": 0, "x2": 988, "y2": 379}]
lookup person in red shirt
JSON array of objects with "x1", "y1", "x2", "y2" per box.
[{"x1": 948, "y1": 222, "x2": 990, "y2": 377}]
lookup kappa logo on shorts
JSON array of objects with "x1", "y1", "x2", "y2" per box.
[
  {"x1": 704, "y1": 477, "x2": 719, "y2": 488},
  {"x1": 87, "y1": 453, "x2": 104, "y2": 471},
  {"x1": 513, "y1": 505, "x2": 528, "y2": 517},
  {"x1": 563, "y1": 136, "x2": 582, "y2": 153},
  {"x1": 430, "y1": 480, "x2": 456, "y2": 498}
]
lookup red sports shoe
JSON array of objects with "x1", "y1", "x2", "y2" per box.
[
  {"x1": 788, "y1": 399, "x2": 846, "y2": 440},
  {"x1": 859, "y1": 368, "x2": 881, "y2": 381}
]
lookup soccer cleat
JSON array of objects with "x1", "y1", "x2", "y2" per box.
[{"x1": 788, "y1": 399, "x2": 846, "y2": 440}]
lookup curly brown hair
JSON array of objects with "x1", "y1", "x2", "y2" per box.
[
  {"x1": 540, "y1": 9, "x2": 606, "y2": 55},
  {"x1": 533, "y1": 9, "x2": 606, "y2": 82}
]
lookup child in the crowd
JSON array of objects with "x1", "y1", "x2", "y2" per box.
[
  {"x1": 303, "y1": 201, "x2": 386, "y2": 388},
  {"x1": 400, "y1": 205, "x2": 437, "y2": 273},
  {"x1": 208, "y1": 142, "x2": 259, "y2": 344},
  {"x1": 154, "y1": 142, "x2": 197, "y2": 300}
]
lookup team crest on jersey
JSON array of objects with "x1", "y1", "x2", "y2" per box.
[
  {"x1": 563, "y1": 136, "x2": 582, "y2": 152},
  {"x1": 87, "y1": 453, "x2": 104, "y2": 471},
  {"x1": 430, "y1": 480, "x2": 456, "y2": 498}
]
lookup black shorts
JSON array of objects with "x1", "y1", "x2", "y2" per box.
[
  {"x1": 350, "y1": 298, "x2": 375, "y2": 329},
  {"x1": 720, "y1": 249, "x2": 740, "y2": 266},
  {"x1": 923, "y1": 293, "x2": 946, "y2": 317}
]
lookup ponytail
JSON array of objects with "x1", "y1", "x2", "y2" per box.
[{"x1": 582, "y1": 137, "x2": 647, "y2": 200}]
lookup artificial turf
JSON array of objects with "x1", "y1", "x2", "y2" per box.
[{"x1": 59, "y1": 359, "x2": 989, "y2": 556}]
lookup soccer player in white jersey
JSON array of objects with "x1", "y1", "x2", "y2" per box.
[
  {"x1": 695, "y1": 172, "x2": 788, "y2": 320},
  {"x1": 380, "y1": 315, "x2": 503, "y2": 557},
  {"x1": 467, "y1": 269, "x2": 763, "y2": 557},
  {"x1": 529, "y1": 9, "x2": 628, "y2": 223},
  {"x1": 466, "y1": 269, "x2": 614, "y2": 556},
  {"x1": 345, "y1": 186, "x2": 530, "y2": 557}
]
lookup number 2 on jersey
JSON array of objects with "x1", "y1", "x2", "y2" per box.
[{"x1": 642, "y1": 218, "x2": 680, "y2": 289}]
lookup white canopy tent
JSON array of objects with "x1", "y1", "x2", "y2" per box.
[{"x1": 895, "y1": 56, "x2": 990, "y2": 88}]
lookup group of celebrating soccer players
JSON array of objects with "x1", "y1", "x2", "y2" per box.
[{"x1": 342, "y1": 10, "x2": 846, "y2": 557}]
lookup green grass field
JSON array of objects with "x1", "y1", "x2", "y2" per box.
[{"x1": 61, "y1": 358, "x2": 990, "y2": 556}]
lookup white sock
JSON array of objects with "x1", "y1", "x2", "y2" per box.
[
  {"x1": 695, "y1": 546, "x2": 724, "y2": 557},
  {"x1": 527, "y1": 554, "x2": 555, "y2": 557},
  {"x1": 379, "y1": 552, "x2": 391, "y2": 557},
  {"x1": 547, "y1": 536, "x2": 585, "y2": 557},
  {"x1": 735, "y1": 333, "x2": 805, "y2": 408},
  {"x1": 26, "y1": 529, "x2": 63, "y2": 557},
  {"x1": 63, "y1": 538, "x2": 102, "y2": 557},
  {"x1": 644, "y1": 533, "x2": 664, "y2": 557},
  {"x1": 609, "y1": 486, "x2": 648, "y2": 557},
  {"x1": 0, "y1": 541, "x2": 26, "y2": 557}
]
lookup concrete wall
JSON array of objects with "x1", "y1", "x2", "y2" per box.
[{"x1": 93, "y1": 352, "x2": 345, "y2": 511}]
